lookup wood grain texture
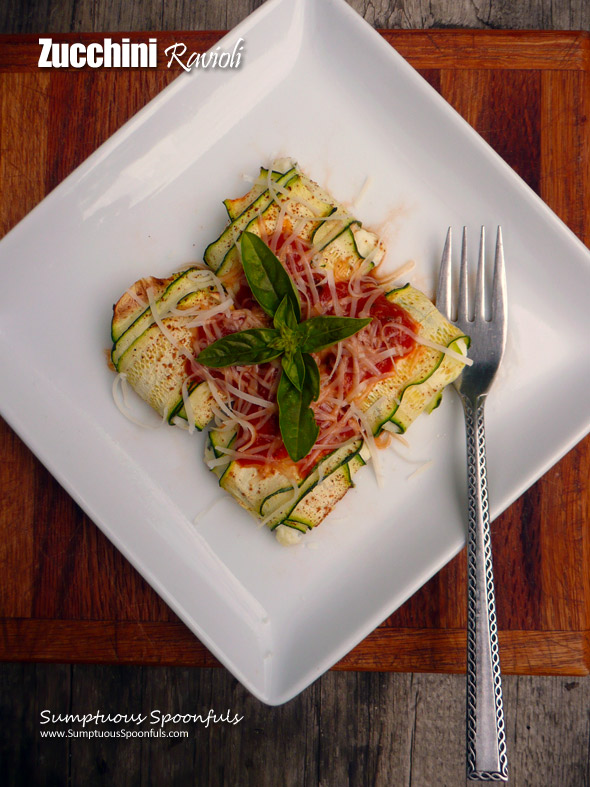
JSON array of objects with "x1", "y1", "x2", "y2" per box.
[
  {"x1": 1, "y1": 31, "x2": 590, "y2": 680},
  {"x1": 541, "y1": 68, "x2": 590, "y2": 243},
  {"x1": 2, "y1": 0, "x2": 590, "y2": 34},
  {"x1": 352, "y1": 0, "x2": 590, "y2": 31},
  {"x1": 1, "y1": 620, "x2": 588, "y2": 676},
  {"x1": 0, "y1": 414, "x2": 35, "y2": 617},
  {"x1": 2, "y1": 664, "x2": 590, "y2": 786}
]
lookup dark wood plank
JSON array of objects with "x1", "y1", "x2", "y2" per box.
[
  {"x1": 0, "y1": 71, "x2": 50, "y2": 235},
  {"x1": 69, "y1": 665, "x2": 143, "y2": 787},
  {"x1": 493, "y1": 490, "x2": 546, "y2": 631},
  {"x1": 1, "y1": 0, "x2": 590, "y2": 37},
  {"x1": 26, "y1": 451, "x2": 175, "y2": 623},
  {"x1": 317, "y1": 673, "x2": 391, "y2": 786},
  {"x1": 3, "y1": 664, "x2": 590, "y2": 787},
  {"x1": 46, "y1": 69, "x2": 175, "y2": 190},
  {"x1": 335, "y1": 629, "x2": 590, "y2": 675},
  {"x1": 0, "y1": 663, "x2": 72, "y2": 786},
  {"x1": 350, "y1": 0, "x2": 590, "y2": 31},
  {"x1": 385, "y1": 29, "x2": 590, "y2": 70},
  {"x1": 507, "y1": 675, "x2": 590, "y2": 787}
]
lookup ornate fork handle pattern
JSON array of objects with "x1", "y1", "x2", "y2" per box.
[{"x1": 462, "y1": 393, "x2": 508, "y2": 781}]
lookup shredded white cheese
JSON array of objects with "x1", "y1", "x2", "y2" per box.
[
  {"x1": 112, "y1": 373, "x2": 166, "y2": 429},
  {"x1": 407, "y1": 460, "x2": 434, "y2": 480}
]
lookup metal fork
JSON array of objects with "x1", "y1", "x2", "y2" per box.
[{"x1": 437, "y1": 227, "x2": 508, "y2": 781}]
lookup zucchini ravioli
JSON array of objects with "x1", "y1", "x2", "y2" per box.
[{"x1": 110, "y1": 160, "x2": 469, "y2": 544}]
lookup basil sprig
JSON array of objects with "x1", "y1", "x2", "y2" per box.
[
  {"x1": 197, "y1": 231, "x2": 371, "y2": 462},
  {"x1": 241, "y1": 231, "x2": 301, "y2": 321},
  {"x1": 196, "y1": 328, "x2": 284, "y2": 367},
  {"x1": 277, "y1": 354, "x2": 319, "y2": 462}
]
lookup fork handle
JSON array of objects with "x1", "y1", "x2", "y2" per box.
[{"x1": 462, "y1": 394, "x2": 508, "y2": 781}]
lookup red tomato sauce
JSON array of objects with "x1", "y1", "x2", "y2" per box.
[
  {"x1": 232, "y1": 414, "x2": 288, "y2": 469},
  {"x1": 195, "y1": 232, "x2": 419, "y2": 474},
  {"x1": 318, "y1": 281, "x2": 418, "y2": 375}
]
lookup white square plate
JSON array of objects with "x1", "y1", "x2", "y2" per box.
[{"x1": 2, "y1": 0, "x2": 590, "y2": 705}]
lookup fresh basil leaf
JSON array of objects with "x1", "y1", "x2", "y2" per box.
[
  {"x1": 281, "y1": 349, "x2": 306, "y2": 392},
  {"x1": 240, "y1": 232, "x2": 301, "y2": 321},
  {"x1": 302, "y1": 353, "x2": 320, "y2": 401},
  {"x1": 197, "y1": 328, "x2": 283, "y2": 368},
  {"x1": 296, "y1": 315, "x2": 372, "y2": 353},
  {"x1": 277, "y1": 369, "x2": 319, "y2": 462},
  {"x1": 273, "y1": 295, "x2": 298, "y2": 332}
]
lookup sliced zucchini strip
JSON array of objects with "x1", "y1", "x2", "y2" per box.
[
  {"x1": 224, "y1": 166, "x2": 287, "y2": 220},
  {"x1": 169, "y1": 380, "x2": 217, "y2": 432},
  {"x1": 207, "y1": 162, "x2": 383, "y2": 284},
  {"x1": 286, "y1": 450, "x2": 366, "y2": 530},
  {"x1": 111, "y1": 268, "x2": 211, "y2": 369},
  {"x1": 204, "y1": 429, "x2": 237, "y2": 479},
  {"x1": 203, "y1": 167, "x2": 298, "y2": 272},
  {"x1": 116, "y1": 288, "x2": 219, "y2": 427},
  {"x1": 214, "y1": 174, "x2": 335, "y2": 279},
  {"x1": 360, "y1": 284, "x2": 468, "y2": 434},
  {"x1": 210, "y1": 436, "x2": 364, "y2": 531},
  {"x1": 111, "y1": 272, "x2": 180, "y2": 343}
]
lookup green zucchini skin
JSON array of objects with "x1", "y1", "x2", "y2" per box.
[
  {"x1": 285, "y1": 451, "x2": 367, "y2": 530},
  {"x1": 213, "y1": 174, "x2": 336, "y2": 279},
  {"x1": 311, "y1": 216, "x2": 359, "y2": 254},
  {"x1": 359, "y1": 284, "x2": 469, "y2": 436},
  {"x1": 113, "y1": 284, "x2": 221, "y2": 429},
  {"x1": 203, "y1": 162, "x2": 384, "y2": 282},
  {"x1": 168, "y1": 380, "x2": 216, "y2": 431},
  {"x1": 204, "y1": 429, "x2": 237, "y2": 478},
  {"x1": 223, "y1": 167, "x2": 285, "y2": 220},
  {"x1": 111, "y1": 268, "x2": 206, "y2": 368},
  {"x1": 208, "y1": 435, "x2": 366, "y2": 533},
  {"x1": 313, "y1": 225, "x2": 367, "y2": 275},
  {"x1": 111, "y1": 272, "x2": 181, "y2": 343},
  {"x1": 203, "y1": 167, "x2": 298, "y2": 273}
]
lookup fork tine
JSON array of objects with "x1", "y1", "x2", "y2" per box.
[
  {"x1": 475, "y1": 226, "x2": 486, "y2": 320},
  {"x1": 492, "y1": 226, "x2": 507, "y2": 330},
  {"x1": 458, "y1": 227, "x2": 469, "y2": 321},
  {"x1": 436, "y1": 227, "x2": 452, "y2": 319}
]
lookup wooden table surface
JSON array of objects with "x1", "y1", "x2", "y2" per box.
[
  {"x1": 1, "y1": 29, "x2": 589, "y2": 678},
  {"x1": 2, "y1": 5, "x2": 590, "y2": 786}
]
